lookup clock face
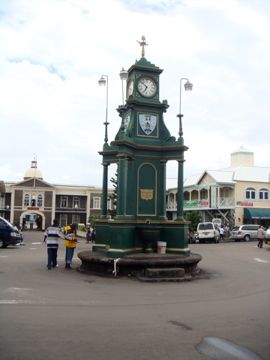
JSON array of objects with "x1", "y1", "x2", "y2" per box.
[
  {"x1": 137, "y1": 77, "x2": 157, "y2": 97},
  {"x1": 123, "y1": 113, "x2": 131, "y2": 132},
  {"x1": 138, "y1": 114, "x2": 157, "y2": 136},
  {"x1": 127, "y1": 80, "x2": 134, "y2": 97}
]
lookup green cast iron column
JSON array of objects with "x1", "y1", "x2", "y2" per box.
[
  {"x1": 176, "y1": 160, "x2": 184, "y2": 220},
  {"x1": 116, "y1": 155, "x2": 127, "y2": 217},
  {"x1": 101, "y1": 162, "x2": 109, "y2": 218},
  {"x1": 159, "y1": 160, "x2": 167, "y2": 219}
]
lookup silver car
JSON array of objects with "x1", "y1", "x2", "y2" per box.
[{"x1": 229, "y1": 224, "x2": 260, "y2": 242}]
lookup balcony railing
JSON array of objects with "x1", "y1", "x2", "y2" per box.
[{"x1": 167, "y1": 197, "x2": 234, "y2": 210}]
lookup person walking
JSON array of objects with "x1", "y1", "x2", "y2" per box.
[
  {"x1": 257, "y1": 226, "x2": 265, "y2": 248},
  {"x1": 86, "y1": 227, "x2": 92, "y2": 244},
  {"x1": 64, "y1": 223, "x2": 78, "y2": 269},
  {"x1": 219, "y1": 225, "x2": 225, "y2": 241},
  {"x1": 44, "y1": 219, "x2": 62, "y2": 270},
  {"x1": 91, "y1": 227, "x2": 96, "y2": 243}
]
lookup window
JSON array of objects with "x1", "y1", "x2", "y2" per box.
[
  {"x1": 242, "y1": 225, "x2": 259, "y2": 231},
  {"x1": 245, "y1": 188, "x2": 255, "y2": 200},
  {"x1": 24, "y1": 194, "x2": 30, "y2": 207},
  {"x1": 222, "y1": 188, "x2": 229, "y2": 198},
  {"x1": 24, "y1": 193, "x2": 43, "y2": 207},
  {"x1": 60, "y1": 196, "x2": 68, "y2": 208},
  {"x1": 259, "y1": 188, "x2": 269, "y2": 200},
  {"x1": 198, "y1": 223, "x2": 214, "y2": 230},
  {"x1": 72, "y1": 214, "x2": 80, "y2": 224},
  {"x1": 31, "y1": 195, "x2": 36, "y2": 206},
  {"x1": 200, "y1": 189, "x2": 208, "y2": 200},
  {"x1": 59, "y1": 214, "x2": 68, "y2": 227},
  {"x1": 37, "y1": 194, "x2": 43, "y2": 207},
  {"x1": 73, "y1": 196, "x2": 80, "y2": 208},
  {"x1": 93, "y1": 197, "x2": 101, "y2": 209}
]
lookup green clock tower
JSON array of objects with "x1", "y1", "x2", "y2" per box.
[{"x1": 94, "y1": 36, "x2": 190, "y2": 258}]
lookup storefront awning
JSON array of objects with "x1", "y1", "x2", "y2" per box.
[{"x1": 244, "y1": 208, "x2": 270, "y2": 219}]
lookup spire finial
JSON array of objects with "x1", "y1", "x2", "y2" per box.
[
  {"x1": 31, "y1": 153, "x2": 37, "y2": 168},
  {"x1": 137, "y1": 35, "x2": 148, "y2": 58}
]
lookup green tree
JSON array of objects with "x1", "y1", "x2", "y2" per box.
[
  {"x1": 184, "y1": 211, "x2": 201, "y2": 231},
  {"x1": 88, "y1": 214, "x2": 101, "y2": 228}
]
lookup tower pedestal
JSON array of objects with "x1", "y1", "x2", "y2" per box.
[
  {"x1": 93, "y1": 219, "x2": 190, "y2": 258},
  {"x1": 78, "y1": 250, "x2": 202, "y2": 281}
]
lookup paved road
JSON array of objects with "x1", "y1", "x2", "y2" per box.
[{"x1": 0, "y1": 232, "x2": 269, "y2": 360}]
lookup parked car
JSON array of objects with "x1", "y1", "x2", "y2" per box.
[
  {"x1": 229, "y1": 224, "x2": 260, "y2": 242},
  {"x1": 197, "y1": 222, "x2": 220, "y2": 243},
  {"x1": 0, "y1": 216, "x2": 23, "y2": 248},
  {"x1": 265, "y1": 227, "x2": 270, "y2": 246}
]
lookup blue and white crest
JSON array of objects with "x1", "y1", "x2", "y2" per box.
[{"x1": 139, "y1": 114, "x2": 157, "y2": 135}]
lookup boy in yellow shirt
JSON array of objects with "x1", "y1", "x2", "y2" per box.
[{"x1": 64, "y1": 224, "x2": 78, "y2": 269}]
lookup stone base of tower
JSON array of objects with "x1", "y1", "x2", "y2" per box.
[
  {"x1": 78, "y1": 218, "x2": 202, "y2": 280},
  {"x1": 92, "y1": 219, "x2": 192, "y2": 258},
  {"x1": 77, "y1": 251, "x2": 202, "y2": 281}
]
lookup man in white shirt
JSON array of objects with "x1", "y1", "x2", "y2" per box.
[{"x1": 44, "y1": 219, "x2": 63, "y2": 269}]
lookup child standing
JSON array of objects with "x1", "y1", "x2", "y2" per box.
[{"x1": 64, "y1": 224, "x2": 78, "y2": 269}]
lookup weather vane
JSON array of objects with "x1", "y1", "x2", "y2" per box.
[{"x1": 137, "y1": 35, "x2": 148, "y2": 58}]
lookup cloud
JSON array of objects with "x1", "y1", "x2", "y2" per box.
[{"x1": 0, "y1": 0, "x2": 269, "y2": 187}]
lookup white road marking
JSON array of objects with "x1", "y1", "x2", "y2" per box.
[
  {"x1": 4, "y1": 287, "x2": 32, "y2": 293},
  {"x1": 0, "y1": 300, "x2": 36, "y2": 305},
  {"x1": 0, "y1": 255, "x2": 8, "y2": 258},
  {"x1": 254, "y1": 257, "x2": 269, "y2": 263},
  {"x1": 30, "y1": 248, "x2": 37, "y2": 250},
  {"x1": 32, "y1": 242, "x2": 42, "y2": 245}
]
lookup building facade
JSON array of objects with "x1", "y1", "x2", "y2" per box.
[
  {"x1": 166, "y1": 147, "x2": 270, "y2": 228},
  {"x1": 0, "y1": 160, "x2": 113, "y2": 230}
]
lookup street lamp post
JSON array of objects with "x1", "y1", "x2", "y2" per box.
[
  {"x1": 119, "y1": 68, "x2": 128, "y2": 105},
  {"x1": 98, "y1": 75, "x2": 109, "y2": 144},
  {"x1": 98, "y1": 74, "x2": 110, "y2": 218},
  {"x1": 177, "y1": 78, "x2": 193, "y2": 139},
  {"x1": 176, "y1": 77, "x2": 193, "y2": 221}
]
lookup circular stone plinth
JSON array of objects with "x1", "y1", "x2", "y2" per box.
[{"x1": 77, "y1": 251, "x2": 202, "y2": 280}]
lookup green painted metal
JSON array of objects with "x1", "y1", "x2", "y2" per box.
[{"x1": 95, "y1": 55, "x2": 190, "y2": 258}]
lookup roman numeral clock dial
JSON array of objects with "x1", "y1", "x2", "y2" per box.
[{"x1": 137, "y1": 77, "x2": 157, "y2": 97}]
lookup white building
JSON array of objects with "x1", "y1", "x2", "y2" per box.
[{"x1": 166, "y1": 147, "x2": 270, "y2": 227}]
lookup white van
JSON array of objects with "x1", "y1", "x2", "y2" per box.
[{"x1": 197, "y1": 222, "x2": 220, "y2": 243}]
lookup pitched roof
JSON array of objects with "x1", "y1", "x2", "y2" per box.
[
  {"x1": 230, "y1": 166, "x2": 270, "y2": 182},
  {"x1": 184, "y1": 165, "x2": 270, "y2": 187},
  {"x1": 206, "y1": 170, "x2": 235, "y2": 184}
]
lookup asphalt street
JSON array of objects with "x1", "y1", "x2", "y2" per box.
[{"x1": 0, "y1": 231, "x2": 269, "y2": 360}]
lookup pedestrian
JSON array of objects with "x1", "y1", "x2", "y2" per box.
[
  {"x1": 219, "y1": 225, "x2": 225, "y2": 241},
  {"x1": 188, "y1": 228, "x2": 194, "y2": 244},
  {"x1": 22, "y1": 218, "x2": 26, "y2": 231},
  {"x1": 86, "y1": 227, "x2": 91, "y2": 244},
  {"x1": 91, "y1": 227, "x2": 96, "y2": 243},
  {"x1": 64, "y1": 223, "x2": 78, "y2": 269},
  {"x1": 224, "y1": 224, "x2": 230, "y2": 238},
  {"x1": 257, "y1": 226, "x2": 265, "y2": 248},
  {"x1": 44, "y1": 219, "x2": 62, "y2": 270}
]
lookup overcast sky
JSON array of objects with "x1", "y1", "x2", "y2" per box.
[{"x1": 1, "y1": 0, "x2": 269, "y2": 188}]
